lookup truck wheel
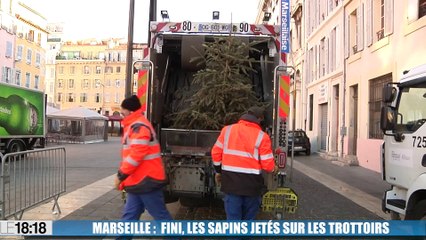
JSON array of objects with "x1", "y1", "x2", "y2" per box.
[
  {"x1": 405, "y1": 199, "x2": 426, "y2": 220},
  {"x1": 7, "y1": 140, "x2": 25, "y2": 153}
]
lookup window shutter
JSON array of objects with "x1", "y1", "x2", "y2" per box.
[
  {"x1": 325, "y1": 38, "x2": 331, "y2": 74},
  {"x1": 345, "y1": 15, "x2": 349, "y2": 58},
  {"x1": 407, "y1": 0, "x2": 419, "y2": 23},
  {"x1": 357, "y1": 4, "x2": 364, "y2": 51},
  {"x1": 384, "y1": 0, "x2": 394, "y2": 36},
  {"x1": 366, "y1": 0, "x2": 373, "y2": 46}
]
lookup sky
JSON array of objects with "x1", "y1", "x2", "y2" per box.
[{"x1": 24, "y1": 0, "x2": 260, "y2": 43}]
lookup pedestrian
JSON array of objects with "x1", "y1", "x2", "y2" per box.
[
  {"x1": 115, "y1": 95, "x2": 172, "y2": 239},
  {"x1": 211, "y1": 106, "x2": 278, "y2": 220}
]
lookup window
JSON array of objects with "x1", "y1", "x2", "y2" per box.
[
  {"x1": 50, "y1": 68, "x2": 55, "y2": 78},
  {"x1": 96, "y1": 66, "x2": 102, "y2": 74},
  {"x1": 82, "y1": 79, "x2": 90, "y2": 89},
  {"x1": 2, "y1": 67, "x2": 12, "y2": 83},
  {"x1": 420, "y1": 0, "x2": 426, "y2": 19},
  {"x1": 369, "y1": 74, "x2": 392, "y2": 139},
  {"x1": 16, "y1": 46, "x2": 23, "y2": 61},
  {"x1": 106, "y1": 79, "x2": 111, "y2": 87},
  {"x1": 367, "y1": 0, "x2": 393, "y2": 45},
  {"x1": 70, "y1": 66, "x2": 75, "y2": 74},
  {"x1": 5, "y1": 41, "x2": 12, "y2": 58},
  {"x1": 68, "y1": 93, "x2": 75, "y2": 102},
  {"x1": 58, "y1": 79, "x2": 64, "y2": 88},
  {"x1": 116, "y1": 66, "x2": 121, "y2": 73},
  {"x1": 346, "y1": 6, "x2": 364, "y2": 56},
  {"x1": 115, "y1": 79, "x2": 120, "y2": 87},
  {"x1": 35, "y1": 75, "x2": 40, "y2": 89},
  {"x1": 58, "y1": 66, "x2": 64, "y2": 74},
  {"x1": 68, "y1": 79, "x2": 74, "y2": 89},
  {"x1": 396, "y1": 84, "x2": 426, "y2": 133},
  {"x1": 49, "y1": 82, "x2": 54, "y2": 92},
  {"x1": 83, "y1": 66, "x2": 90, "y2": 74},
  {"x1": 94, "y1": 79, "x2": 101, "y2": 88},
  {"x1": 95, "y1": 93, "x2": 101, "y2": 103},
  {"x1": 57, "y1": 93, "x2": 63, "y2": 102},
  {"x1": 28, "y1": 30, "x2": 34, "y2": 42},
  {"x1": 105, "y1": 66, "x2": 113, "y2": 74},
  {"x1": 80, "y1": 93, "x2": 87, "y2": 102},
  {"x1": 35, "y1": 53, "x2": 41, "y2": 68},
  {"x1": 309, "y1": 94, "x2": 314, "y2": 131},
  {"x1": 115, "y1": 93, "x2": 120, "y2": 103},
  {"x1": 26, "y1": 49, "x2": 32, "y2": 64},
  {"x1": 320, "y1": 38, "x2": 326, "y2": 77},
  {"x1": 105, "y1": 93, "x2": 111, "y2": 103},
  {"x1": 15, "y1": 70, "x2": 21, "y2": 86},
  {"x1": 25, "y1": 73, "x2": 30, "y2": 88}
]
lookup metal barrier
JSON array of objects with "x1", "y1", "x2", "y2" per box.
[{"x1": 0, "y1": 147, "x2": 66, "y2": 220}]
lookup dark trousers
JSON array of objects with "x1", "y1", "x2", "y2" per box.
[
  {"x1": 122, "y1": 188, "x2": 172, "y2": 220},
  {"x1": 224, "y1": 193, "x2": 262, "y2": 220},
  {"x1": 116, "y1": 188, "x2": 172, "y2": 240}
]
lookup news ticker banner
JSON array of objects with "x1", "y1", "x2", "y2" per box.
[{"x1": 0, "y1": 220, "x2": 424, "y2": 237}]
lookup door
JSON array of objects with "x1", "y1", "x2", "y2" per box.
[
  {"x1": 320, "y1": 103, "x2": 328, "y2": 151},
  {"x1": 350, "y1": 85, "x2": 358, "y2": 155}
]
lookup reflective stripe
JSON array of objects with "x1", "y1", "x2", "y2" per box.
[
  {"x1": 125, "y1": 156, "x2": 139, "y2": 166},
  {"x1": 213, "y1": 161, "x2": 221, "y2": 166},
  {"x1": 223, "y1": 149, "x2": 254, "y2": 159},
  {"x1": 253, "y1": 131, "x2": 264, "y2": 160},
  {"x1": 214, "y1": 140, "x2": 223, "y2": 149},
  {"x1": 260, "y1": 153, "x2": 274, "y2": 161},
  {"x1": 128, "y1": 139, "x2": 159, "y2": 146},
  {"x1": 129, "y1": 139, "x2": 150, "y2": 145},
  {"x1": 144, "y1": 153, "x2": 161, "y2": 160},
  {"x1": 222, "y1": 165, "x2": 261, "y2": 174},
  {"x1": 224, "y1": 125, "x2": 232, "y2": 148}
]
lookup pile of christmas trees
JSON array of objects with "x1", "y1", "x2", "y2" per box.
[{"x1": 170, "y1": 37, "x2": 262, "y2": 130}]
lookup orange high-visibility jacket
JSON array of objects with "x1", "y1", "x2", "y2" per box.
[
  {"x1": 211, "y1": 119, "x2": 275, "y2": 196},
  {"x1": 117, "y1": 109, "x2": 167, "y2": 193}
]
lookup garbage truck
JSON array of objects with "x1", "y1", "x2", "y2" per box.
[
  {"x1": 0, "y1": 82, "x2": 45, "y2": 153},
  {"x1": 134, "y1": 21, "x2": 293, "y2": 207},
  {"x1": 380, "y1": 64, "x2": 426, "y2": 219}
]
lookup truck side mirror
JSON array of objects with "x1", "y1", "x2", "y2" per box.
[
  {"x1": 380, "y1": 106, "x2": 396, "y2": 131},
  {"x1": 382, "y1": 85, "x2": 396, "y2": 103}
]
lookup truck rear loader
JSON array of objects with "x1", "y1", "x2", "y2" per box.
[{"x1": 135, "y1": 21, "x2": 292, "y2": 207}]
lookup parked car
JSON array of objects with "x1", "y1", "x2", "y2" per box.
[{"x1": 288, "y1": 129, "x2": 311, "y2": 155}]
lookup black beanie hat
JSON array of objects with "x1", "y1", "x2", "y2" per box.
[
  {"x1": 121, "y1": 95, "x2": 141, "y2": 111},
  {"x1": 247, "y1": 106, "x2": 264, "y2": 119}
]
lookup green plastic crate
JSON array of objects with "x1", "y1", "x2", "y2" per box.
[{"x1": 262, "y1": 187, "x2": 298, "y2": 213}]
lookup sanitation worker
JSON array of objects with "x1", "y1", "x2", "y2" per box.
[
  {"x1": 211, "y1": 106, "x2": 278, "y2": 220},
  {"x1": 114, "y1": 95, "x2": 172, "y2": 231}
]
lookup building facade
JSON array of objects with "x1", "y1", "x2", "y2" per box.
[
  {"x1": 0, "y1": 0, "x2": 47, "y2": 91},
  {"x1": 257, "y1": 0, "x2": 426, "y2": 172},
  {"x1": 54, "y1": 39, "x2": 127, "y2": 115}
]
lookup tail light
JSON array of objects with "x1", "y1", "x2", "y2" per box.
[{"x1": 275, "y1": 148, "x2": 287, "y2": 168}]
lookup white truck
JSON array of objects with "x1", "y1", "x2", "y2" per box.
[{"x1": 380, "y1": 64, "x2": 426, "y2": 219}]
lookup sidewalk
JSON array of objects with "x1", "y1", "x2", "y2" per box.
[{"x1": 19, "y1": 152, "x2": 390, "y2": 221}]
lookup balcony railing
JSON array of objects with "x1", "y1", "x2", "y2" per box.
[{"x1": 377, "y1": 29, "x2": 384, "y2": 41}]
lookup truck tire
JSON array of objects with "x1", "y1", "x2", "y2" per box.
[
  {"x1": 7, "y1": 139, "x2": 26, "y2": 153},
  {"x1": 405, "y1": 199, "x2": 426, "y2": 220}
]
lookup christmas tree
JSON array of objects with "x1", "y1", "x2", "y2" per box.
[{"x1": 170, "y1": 37, "x2": 263, "y2": 130}]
